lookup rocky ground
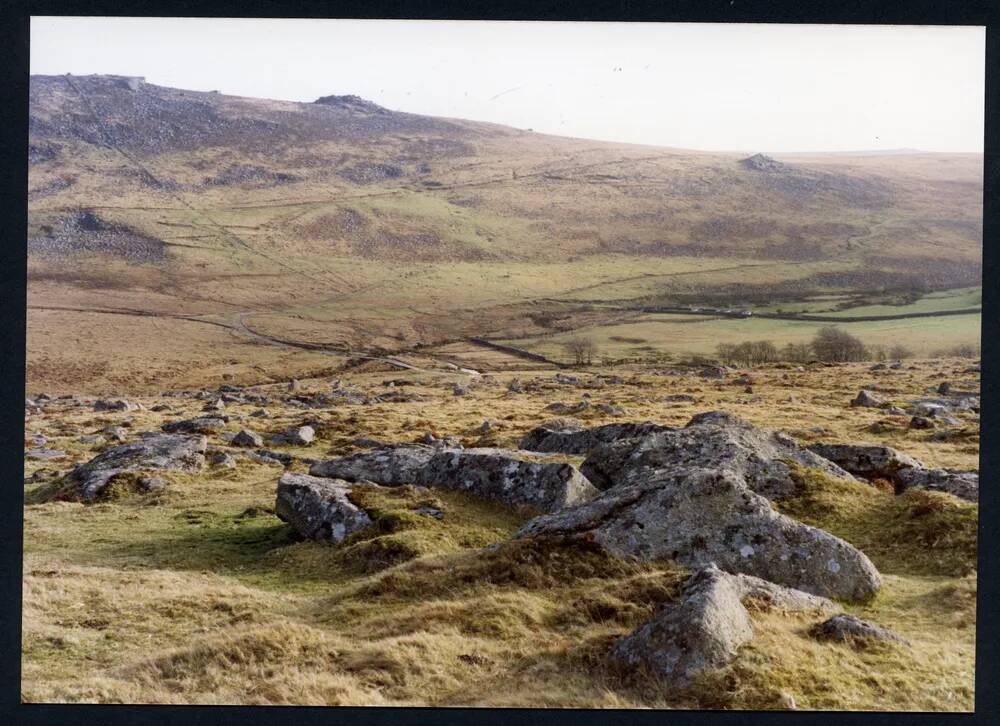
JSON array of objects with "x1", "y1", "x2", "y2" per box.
[{"x1": 22, "y1": 359, "x2": 979, "y2": 709}]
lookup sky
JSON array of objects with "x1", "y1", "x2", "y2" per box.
[{"x1": 30, "y1": 18, "x2": 985, "y2": 153}]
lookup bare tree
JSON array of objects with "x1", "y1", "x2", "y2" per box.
[
  {"x1": 781, "y1": 342, "x2": 813, "y2": 363},
  {"x1": 810, "y1": 326, "x2": 868, "y2": 362},
  {"x1": 716, "y1": 340, "x2": 778, "y2": 367},
  {"x1": 563, "y1": 337, "x2": 598, "y2": 365},
  {"x1": 888, "y1": 344, "x2": 914, "y2": 360}
]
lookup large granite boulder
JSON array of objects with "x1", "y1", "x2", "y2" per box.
[
  {"x1": 64, "y1": 433, "x2": 206, "y2": 501},
  {"x1": 310, "y1": 444, "x2": 437, "y2": 485},
  {"x1": 579, "y1": 412, "x2": 855, "y2": 499},
  {"x1": 513, "y1": 467, "x2": 881, "y2": 602},
  {"x1": 275, "y1": 473, "x2": 373, "y2": 542},
  {"x1": 310, "y1": 444, "x2": 598, "y2": 513},
  {"x1": 612, "y1": 565, "x2": 834, "y2": 689},
  {"x1": 419, "y1": 448, "x2": 599, "y2": 513}
]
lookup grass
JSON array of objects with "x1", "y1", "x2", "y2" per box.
[
  {"x1": 501, "y1": 309, "x2": 982, "y2": 362},
  {"x1": 21, "y1": 361, "x2": 979, "y2": 708},
  {"x1": 778, "y1": 464, "x2": 978, "y2": 577}
]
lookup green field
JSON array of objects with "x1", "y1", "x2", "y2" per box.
[{"x1": 502, "y1": 307, "x2": 982, "y2": 362}]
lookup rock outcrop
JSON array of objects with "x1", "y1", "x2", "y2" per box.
[
  {"x1": 519, "y1": 421, "x2": 672, "y2": 455},
  {"x1": 275, "y1": 473, "x2": 373, "y2": 542},
  {"x1": 310, "y1": 444, "x2": 437, "y2": 486},
  {"x1": 808, "y1": 442, "x2": 978, "y2": 501},
  {"x1": 806, "y1": 443, "x2": 921, "y2": 481},
  {"x1": 514, "y1": 466, "x2": 881, "y2": 602},
  {"x1": 420, "y1": 448, "x2": 598, "y2": 513},
  {"x1": 161, "y1": 416, "x2": 226, "y2": 434},
  {"x1": 612, "y1": 565, "x2": 833, "y2": 689},
  {"x1": 310, "y1": 444, "x2": 598, "y2": 513},
  {"x1": 579, "y1": 412, "x2": 855, "y2": 499},
  {"x1": 64, "y1": 433, "x2": 206, "y2": 501},
  {"x1": 895, "y1": 467, "x2": 979, "y2": 502}
]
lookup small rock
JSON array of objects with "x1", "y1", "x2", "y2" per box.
[
  {"x1": 850, "y1": 390, "x2": 884, "y2": 408},
  {"x1": 544, "y1": 400, "x2": 589, "y2": 415},
  {"x1": 232, "y1": 429, "x2": 264, "y2": 447},
  {"x1": 93, "y1": 398, "x2": 137, "y2": 412},
  {"x1": 810, "y1": 614, "x2": 907, "y2": 645},
  {"x1": 26, "y1": 447, "x2": 65, "y2": 460},
  {"x1": 209, "y1": 451, "x2": 237, "y2": 468},
  {"x1": 270, "y1": 426, "x2": 315, "y2": 446},
  {"x1": 594, "y1": 403, "x2": 626, "y2": 416},
  {"x1": 161, "y1": 417, "x2": 226, "y2": 434}
]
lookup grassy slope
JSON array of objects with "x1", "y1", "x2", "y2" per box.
[{"x1": 26, "y1": 75, "x2": 983, "y2": 393}]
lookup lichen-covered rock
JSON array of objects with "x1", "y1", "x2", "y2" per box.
[
  {"x1": 420, "y1": 448, "x2": 599, "y2": 513},
  {"x1": 275, "y1": 473, "x2": 372, "y2": 542},
  {"x1": 612, "y1": 565, "x2": 833, "y2": 689},
  {"x1": 519, "y1": 421, "x2": 672, "y2": 455},
  {"x1": 310, "y1": 444, "x2": 437, "y2": 485},
  {"x1": 808, "y1": 442, "x2": 978, "y2": 501},
  {"x1": 851, "y1": 390, "x2": 884, "y2": 408},
  {"x1": 810, "y1": 613, "x2": 907, "y2": 645},
  {"x1": 311, "y1": 444, "x2": 598, "y2": 513},
  {"x1": 579, "y1": 412, "x2": 855, "y2": 499},
  {"x1": 806, "y1": 443, "x2": 922, "y2": 481},
  {"x1": 514, "y1": 467, "x2": 881, "y2": 602},
  {"x1": 64, "y1": 433, "x2": 206, "y2": 501},
  {"x1": 161, "y1": 416, "x2": 226, "y2": 434},
  {"x1": 270, "y1": 425, "x2": 315, "y2": 446},
  {"x1": 895, "y1": 467, "x2": 978, "y2": 502},
  {"x1": 232, "y1": 429, "x2": 264, "y2": 447},
  {"x1": 93, "y1": 398, "x2": 138, "y2": 412},
  {"x1": 612, "y1": 565, "x2": 752, "y2": 689}
]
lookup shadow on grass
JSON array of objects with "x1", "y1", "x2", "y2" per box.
[{"x1": 107, "y1": 510, "x2": 352, "y2": 591}]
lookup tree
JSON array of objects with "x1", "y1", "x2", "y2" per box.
[
  {"x1": 887, "y1": 344, "x2": 914, "y2": 360},
  {"x1": 810, "y1": 326, "x2": 868, "y2": 362},
  {"x1": 715, "y1": 343, "x2": 738, "y2": 366},
  {"x1": 563, "y1": 337, "x2": 598, "y2": 365},
  {"x1": 781, "y1": 342, "x2": 813, "y2": 363},
  {"x1": 717, "y1": 340, "x2": 777, "y2": 367}
]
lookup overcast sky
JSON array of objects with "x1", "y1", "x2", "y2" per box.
[{"x1": 30, "y1": 18, "x2": 985, "y2": 153}]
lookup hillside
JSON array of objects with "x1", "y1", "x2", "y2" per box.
[
  {"x1": 23, "y1": 74, "x2": 983, "y2": 711},
  {"x1": 27, "y1": 74, "x2": 983, "y2": 393}
]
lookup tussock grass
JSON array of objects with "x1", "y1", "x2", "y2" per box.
[{"x1": 780, "y1": 464, "x2": 978, "y2": 577}]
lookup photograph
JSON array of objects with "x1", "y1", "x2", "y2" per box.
[{"x1": 22, "y1": 16, "x2": 984, "y2": 710}]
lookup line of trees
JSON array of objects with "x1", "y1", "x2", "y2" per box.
[{"x1": 716, "y1": 326, "x2": 913, "y2": 366}]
